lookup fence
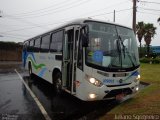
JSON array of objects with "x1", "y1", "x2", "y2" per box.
[{"x1": 0, "y1": 42, "x2": 22, "y2": 61}]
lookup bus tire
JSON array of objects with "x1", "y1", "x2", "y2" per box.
[
  {"x1": 28, "y1": 62, "x2": 32, "y2": 77},
  {"x1": 53, "y1": 72, "x2": 62, "y2": 94}
]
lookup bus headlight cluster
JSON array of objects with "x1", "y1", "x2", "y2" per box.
[
  {"x1": 136, "y1": 75, "x2": 141, "y2": 80},
  {"x1": 85, "y1": 75, "x2": 103, "y2": 87},
  {"x1": 134, "y1": 75, "x2": 140, "y2": 82}
]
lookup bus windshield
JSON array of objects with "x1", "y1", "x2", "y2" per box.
[{"x1": 86, "y1": 21, "x2": 140, "y2": 71}]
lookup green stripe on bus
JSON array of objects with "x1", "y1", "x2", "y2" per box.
[{"x1": 28, "y1": 57, "x2": 45, "y2": 70}]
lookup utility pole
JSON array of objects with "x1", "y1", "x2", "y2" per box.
[
  {"x1": 133, "y1": 0, "x2": 137, "y2": 34},
  {"x1": 113, "y1": 10, "x2": 115, "y2": 22},
  {"x1": 0, "y1": 10, "x2": 2, "y2": 17}
]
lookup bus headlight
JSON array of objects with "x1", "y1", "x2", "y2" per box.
[
  {"x1": 85, "y1": 75, "x2": 103, "y2": 87},
  {"x1": 136, "y1": 75, "x2": 141, "y2": 80},
  {"x1": 89, "y1": 93, "x2": 97, "y2": 99},
  {"x1": 136, "y1": 86, "x2": 139, "y2": 91},
  {"x1": 134, "y1": 75, "x2": 140, "y2": 82}
]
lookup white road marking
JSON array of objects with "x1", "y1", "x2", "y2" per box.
[{"x1": 15, "y1": 69, "x2": 52, "y2": 120}]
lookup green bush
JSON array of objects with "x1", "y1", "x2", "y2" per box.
[
  {"x1": 140, "y1": 57, "x2": 150, "y2": 63},
  {"x1": 140, "y1": 57, "x2": 160, "y2": 64},
  {"x1": 152, "y1": 57, "x2": 160, "y2": 64}
]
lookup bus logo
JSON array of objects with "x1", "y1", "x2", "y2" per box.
[
  {"x1": 119, "y1": 79, "x2": 123, "y2": 83},
  {"x1": 103, "y1": 79, "x2": 114, "y2": 84}
]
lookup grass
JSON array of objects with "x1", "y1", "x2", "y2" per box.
[{"x1": 100, "y1": 63, "x2": 160, "y2": 119}]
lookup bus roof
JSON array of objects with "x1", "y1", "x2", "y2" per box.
[
  {"x1": 67, "y1": 18, "x2": 132, "y2": 29},
  {"x1": 24, "y1": 18, "x2": 132, "y2": 42}
]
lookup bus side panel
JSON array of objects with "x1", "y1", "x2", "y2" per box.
[
  {"x1": 30, "y1": 52, "x2": 52, "y2": 84},
  {"x1": 46, "y1": 53, "x2": 62, "y2": 84},
  {"x1": 24, "y1": 51, "x2": 62, "y2": 84},
  {"x1": 39, "y1": 53, "x2": 62, "y2": 84},
  {"x1": 75, "y1": 68, "x2": 88, "y2": 100}
]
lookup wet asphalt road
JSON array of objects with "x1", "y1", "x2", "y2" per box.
[
  {"x1": 0, "y1": 73, "x2": 45, "y2": 120},
  {"x1": 0, "y1": 66, "x2": 148, "y2": 120}
]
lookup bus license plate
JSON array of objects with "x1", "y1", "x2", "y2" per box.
[
  {"x1": 114, "y1": 73, "x2": 126, "y2": 77},
  {"x1": 116, "y1": 93, "x2": 125, "y2": 100}
]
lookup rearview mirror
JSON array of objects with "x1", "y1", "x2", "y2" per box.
[{"x1": 81, "y1": 25, "x2": 89, "y2": 47}]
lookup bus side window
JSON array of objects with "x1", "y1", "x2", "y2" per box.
[
  {"x1": 50, "y1": 31, "x2": 63, "y2": 52},
  {"x1": 28, "y1": 39, "x2": 34, "y2": 52},
  {"x1": 34, "y1": 37, "x2": 41, "y2": 52},
  {"x1": 77, "y1": 36, "x2": 83, "y2": 70},
  {"x1": 25, "y1": 41, "x2": 29, "y2": 50},
  {"x1": 41, "y1": 34, "x2": 50, "y2": 52}
]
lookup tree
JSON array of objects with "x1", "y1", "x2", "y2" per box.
[
  {"x1": 144, "y1": 23, "x2": 156, "y2": 57},
  {"x1": 136, "y1": 22, "x2": 145, "y2": 57}
]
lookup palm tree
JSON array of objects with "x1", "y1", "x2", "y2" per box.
[
  {"x1": 136, "y1": 22, "x2": 145, "y2": 57},
  {"x1": 144, "y1": 23, "x2": 156, "y2": 57}
]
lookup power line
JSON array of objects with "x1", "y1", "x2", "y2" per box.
[
  {"x1": 3, "y1": 14, "x2": 49, "y2": 30},
  {"x1": 14, "y1": 0, "x2": 87, "y2": 17},
  {"x1": 6, "y1": 0, "x2": 129, "y2": 19},
  {"x1": 0, "y1": 21, "x2": 67, "y2": 33},
  {"x1": 11, "y1": 0, "x2": 92, "y2": 18},
  {"x1": 1, "y1": 0, "x2": 131, "y2": 33},
  {"x1": 1, "y1": 0, "x2": 129, "y2": 28},
  {"x1": 14, "y1": 0, "x2": 91, "y2": 17},
  {"x1": 1, "y1": 7, "x2": 133, "y2": 34},
  {"x1": 0, "y1": 0, "x2": 129, "y2": 28},
  {"x1": 137, "y1": 11, "x2": 160, "y2": 16},
  {"x1": 1, "y1": 0, "x2": 132, "y2": 36},
  {"x1": 138, "y1": 7, "x2": 160, "y2": 12},
  {"x1": 139, "y1": 0, "x2": 160, "y2": 5},
  {"x1": 79, "y1": 0, "x2": 130, "y2": 18},
  {"x1": 12, "y1": 0, "x2": 70, "y2": 16},
  {"x1": 90, "y1": 8, "x2": 132, "y2": 18}
]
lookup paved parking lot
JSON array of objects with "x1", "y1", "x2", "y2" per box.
[
  {"x1": 0, "y1": 72, "x2": 45, "y2": 120},
  {"x1": 0, "y1": 63, "x2": 147, "y2": 120},
  {"x1": 0, "y1": 69, "x2": 118, "y2": 120}
]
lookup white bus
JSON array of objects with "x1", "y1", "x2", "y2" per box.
[{"x1": 22, "y1": 19, "x2": 140, "y2": 101}]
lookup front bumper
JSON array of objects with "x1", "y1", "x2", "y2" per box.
[
  {"x1": 101, "y1": 81, "x2": 139, "y2": 100},
  {"x1": 84, "y1": 80, "x2": 139, "y2": 101}
]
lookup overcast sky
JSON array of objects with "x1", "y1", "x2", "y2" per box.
[{"x1": 0, "y1": 0, "x2": 159, "y2": 46}]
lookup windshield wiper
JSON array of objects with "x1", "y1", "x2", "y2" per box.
[
  {"x1": 118, "y1": 36, "x2": 135, "y2": 67},
  {"x1": 126, "y1": 51, "x2": 136, "y2": 67},
  {"x1": 118, "y1": 35, "x2": 126, "y2": 58},
  {"x1": 119, "y1": 35, "x2": 135, "y2": 67},
  {"x1": 116, "y1": 37, "x2": 122, "y2": 68}
]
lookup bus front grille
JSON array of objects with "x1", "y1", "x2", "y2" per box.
[{"x1": 106, "y1": 83, "x2": 131, "y2": 87}]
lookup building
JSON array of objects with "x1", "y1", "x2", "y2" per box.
[{"x1": 151, "y1": 46, "x2": 160, "y2": 56}]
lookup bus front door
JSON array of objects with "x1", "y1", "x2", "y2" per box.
[{"x1": 62, "y1": 27, "x2": 78, "y2": 94}]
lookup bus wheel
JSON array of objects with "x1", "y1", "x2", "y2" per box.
[
  {"x1": 28, "y1": 62, "x2": 32, "y2": 77},
  {"x1": 53, "y1": 72, "x2": 62, "y2": 94}
]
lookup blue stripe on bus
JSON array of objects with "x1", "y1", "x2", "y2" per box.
[
  {"x1": 38, "y1": 68, "x2": 47, "y2": 77},
  {"x1": 131, "y1": 71, "x2": 139, "y2": 76}
]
